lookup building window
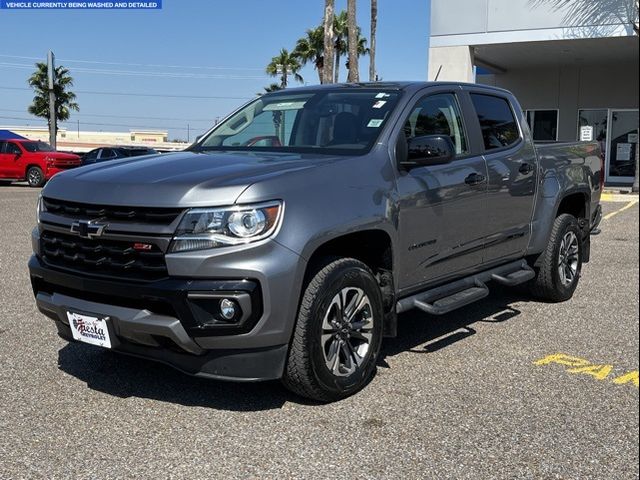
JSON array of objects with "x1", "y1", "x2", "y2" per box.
[{"x1": 526, "y1": 110, "x2": 558, "y2": 141}]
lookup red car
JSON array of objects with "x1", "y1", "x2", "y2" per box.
[{"x1": 0, "y1": 139, "x2": 81, "y2": 187}]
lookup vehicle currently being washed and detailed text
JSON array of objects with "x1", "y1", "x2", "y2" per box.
[{"x1": 28, "y1": 82, "x2": 603, "y2": 402}]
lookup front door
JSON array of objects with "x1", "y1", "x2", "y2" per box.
[
  {"x1": 0, "y1": 141, "x2": 22, "y2": 178},
  {"x1": 396, "y1": 90, "x2": 488, "y2": 291}
]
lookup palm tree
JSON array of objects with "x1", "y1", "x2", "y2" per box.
[
  {"x1": 258, "y1": 83, "x2": 283, "y2": 96},
  {"x1": 345, "y1": 30, "x2": 370, "y2": 72},
  {"x1": 266, "y1": 49, "x2": 303, "y2": 88},
  {"x1": 263, "y1": 83, "x2": 283, "y2": 93},
  {"x1": 347, "y1": 0, "x2": 359, "y2": 82},
  {"x1": 27, "y1": 62, "x2": 79, "y2": 131},
  {"x1": 369, "y1": 0, "x2": 378, "y2": 81},
  {"x1": 322, "y1": 0, "x2": 335, "y2": 84},
  {"x1": 333, "y1": 10, "x2": 348, "y2": 83},
  {"x1": 295, "y1": 26, "x2": 325, "y2": 84}
]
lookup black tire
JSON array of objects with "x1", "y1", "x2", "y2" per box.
[
  {"x1": 528, "y1": 213, "x2": 583, "y2": 302},
  {"x1": 26, "y1": 166, "x2": 45, "y2": 188},
  {"x1": 282, "y1": 258, "x2": 384, "y2": 402}
]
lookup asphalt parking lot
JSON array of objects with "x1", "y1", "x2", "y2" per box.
[{"x1": 0, "y1": 185, "x2": 638, "y2": 479}]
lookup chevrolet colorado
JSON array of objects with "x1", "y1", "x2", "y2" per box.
[{"x1": 28, "y1": 82, "x2": 603, "y2": 402}]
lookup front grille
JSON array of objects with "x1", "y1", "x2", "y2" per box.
[
  {"x1": 43, "y1": 197, "x2": 183, "y2": 225},
  {"x1": 40, "y1": 231, "x2": 167, "y2": 280}
]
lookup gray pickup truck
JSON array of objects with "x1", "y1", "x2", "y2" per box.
[{"x1": 29, "y1": 82, "x2": 603, "y2": 402}]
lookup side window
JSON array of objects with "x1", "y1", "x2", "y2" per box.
[
  {"x1": 99, "y1": 148, "x2": 116, "y2": 160},
  {"x1": 6, "y1": 142, "x2": 21, "y2": 155},
  {"x1": 0, "y1": 141, "x2": 6, "y2": 153},
  {"x1": 470, "y1": 94, "x2": 520, "y2": 150},
  {"x1": 404, "y1": 93, "x2": 468, "y2": 155},
  {"x1": 84, "y1": 150, "x2": 99, "y2": 161}
]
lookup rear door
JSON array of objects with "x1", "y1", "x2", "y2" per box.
[
  {"x1": 465, "y1": 89, "x2": 537, "y2": 264},
  {"x1": 395, "y1": 88, "x2": 489, "y2": 290}
]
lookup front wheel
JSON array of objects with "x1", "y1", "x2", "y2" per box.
[
  {"x1": 282, "y1": 258, "x2": 384, "y2": 402},
  {"x1": 528, "y1": 213, "x2": 583, "y2": 302},
  {"x1": 26, "y1": 166, "x2": 45, "y2": 188}
]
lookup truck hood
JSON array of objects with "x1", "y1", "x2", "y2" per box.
[
  {"x1": 49, "y1": 151, "x2": 81, "y2": 160},
  {"x1": 42, "y1": 150, "x2": 336, "y2": 207}
]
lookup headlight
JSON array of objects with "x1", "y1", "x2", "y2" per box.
[{"x1": 169, "y1": 201, "x2": 283, "y2": 253}]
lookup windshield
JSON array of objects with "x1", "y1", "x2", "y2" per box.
[
  {"x1": 195, "y1": 89, "x2": 402, "y2": 155},
  {"x1": 21, "y1": 141, "x2": 54, "y2": 152}
]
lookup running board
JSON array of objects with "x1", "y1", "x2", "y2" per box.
[
  {"x1": 396, "y1": 260, "x2": 532, "y2": 316},
  {"x1": 491, "y1": 266, "x2": 535, "y2": 286},
  {"x1": 414, "y1": 281, "x2": 489, "y2": 315}
]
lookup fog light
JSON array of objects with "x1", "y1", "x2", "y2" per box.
[{"x1": 219, "y1": 298, "x2": 237, "y2": 320}]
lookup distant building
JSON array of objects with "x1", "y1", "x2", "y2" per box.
[
  {"x1": 0, "y1": 126, "x2": 188, "y2": 152},
  {"x1": 428, "y1": 0, "x2": 639, "y2": 186}
]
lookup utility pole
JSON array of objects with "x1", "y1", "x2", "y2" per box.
[
  {"x1": 47, "y1": 50, "x2": 57, "y2": 150},
  {"x1": 187, "y1": 123, "x2": 190, "y2": 143}
]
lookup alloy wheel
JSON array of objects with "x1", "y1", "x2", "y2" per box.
[
  {"x1": 558, "y1": 231, "x2": 579, "y2": 287},
  {"x1": 321, "y1": 287, "x2": 375, "y2": 377}
]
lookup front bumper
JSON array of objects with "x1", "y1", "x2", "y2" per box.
[
  {"x1": 45, "y1": 165, "x2": 79, "y2": 179},
  {"x1": 28, "y1": 232, "x2": 306, "y2": 380},
  {"x1": 37, "y1": 290, "x2": 287, "y2": 381}
]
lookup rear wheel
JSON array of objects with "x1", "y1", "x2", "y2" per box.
[
  {"x1": 26, "y1": 166, "x2": 45, "y2": 188},
  {"x1": 282, "y1": 258, "x2": 384, "y2": 402},
  {"x1": 528, "y1": 213, "x2": 583, "y2": 302}
]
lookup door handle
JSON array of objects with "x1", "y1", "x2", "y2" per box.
[
  {"x1": 465, "y1": 173, "x2": 486, "y2": 186},
  {"x1": 519, "y1": 163, "x2": 534, "y2": 174}
]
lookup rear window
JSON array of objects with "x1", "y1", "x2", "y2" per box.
[
  {"x1": 470, "y1": 94, "x2": 520, "y2": 150},
  {"x1": 127, "y1": 149, "x2": 156, "y2": 156}
]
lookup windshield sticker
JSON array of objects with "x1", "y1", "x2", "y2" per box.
[
  {"x1": 372, "y1": 100, "x2": 387, "y2": 109},
  {"x1": 264, "y1": 100, "x2": 307, "y2": 111},
  {"x1": 367, "y1": 119, "x2": 384, "y2": 128},
  {"x1": 375, "y1": 93, "x2": 390, "y2": 99}
]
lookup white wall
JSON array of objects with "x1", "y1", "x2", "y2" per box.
[
  {"x1": 478, "y1": 62, "x2": 639, "y2": 140},
  {"x1": 431, "y1": 0, "x2": 637, "y2": 45}
]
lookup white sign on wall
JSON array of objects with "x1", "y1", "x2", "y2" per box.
[
  {"x1": 580, "y1": 126, "x2": 594, "y2": 142},
  {"x1": 616, "y1": 143, "x2": 632, "y2": 161}
]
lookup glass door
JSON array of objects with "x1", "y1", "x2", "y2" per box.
[{"x1": 606, "y1": 109, "x2": 638, "y2": 183}]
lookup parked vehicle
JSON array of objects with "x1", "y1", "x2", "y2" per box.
[
  {"x1": 28, "y1": 82, "x2": 603, "y2": 402},
  {"x1": 81, "y1": 146, "x2": 158, "y2": 165},
  {"x1": 0, "y1": 139, "x2": 81, "y2": 187}
]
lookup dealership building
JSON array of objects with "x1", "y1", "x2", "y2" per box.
[{"x1": 428, "y1": 0, "x2": 639, "y2": 186}]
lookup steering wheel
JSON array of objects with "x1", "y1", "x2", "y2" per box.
[{"x1": 244, "y1": 136, "x2": 282, "y2": 147}]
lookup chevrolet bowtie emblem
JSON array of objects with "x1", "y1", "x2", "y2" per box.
[{"x1": 70, "y1": 220, "x2": 107, "y2": 239}]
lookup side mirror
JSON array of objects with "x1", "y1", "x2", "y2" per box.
[{"x1": 399, "y1": 134, "x2": 455, "y2": 169}]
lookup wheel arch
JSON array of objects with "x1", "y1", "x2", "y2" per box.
[{"x1": 300, "y1": 228, "x2": 396, "y2": 335}]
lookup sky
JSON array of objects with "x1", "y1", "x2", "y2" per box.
[{"x1": 0, "y1": 0, "x2": 431, "y2": 140}]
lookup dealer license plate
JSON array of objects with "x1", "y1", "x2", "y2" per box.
[{"x1": 67, "y1": 311, "x2": 112, "y2": 349}]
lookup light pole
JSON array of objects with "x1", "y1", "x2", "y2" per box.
[{"x1": 47, "y1": 50, "x2": 57, "y2": 149}]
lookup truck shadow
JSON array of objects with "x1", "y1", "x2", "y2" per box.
[
  {"x1": 380, "y1": 285, "x2": 525, "y2": 362},
  {"x1": 57, "y1": 285, "x2": 528, "y2": 411}
]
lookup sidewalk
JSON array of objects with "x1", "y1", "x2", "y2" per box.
[{"x1": 601, "y1": 187, "x2": 639, "y2": 202}]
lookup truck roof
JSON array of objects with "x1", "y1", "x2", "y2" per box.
[{"x1": 275, "y1": 81, "x2": 513, "y2": 96}]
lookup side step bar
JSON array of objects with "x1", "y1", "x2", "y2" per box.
[{"x1": 396, "y1": 260, "x2": 533, "y2": 316}]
